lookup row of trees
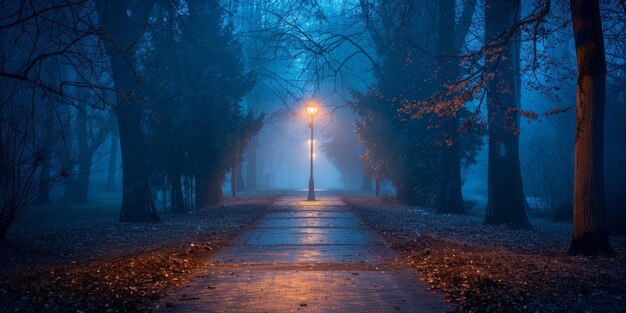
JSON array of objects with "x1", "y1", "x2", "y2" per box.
[
  {"x1": 345, "y1": 0, "x2": 622, "y2": 255},
  {"x1": 1, "y1": 0, "x2": 623, "y2": 257},
  {"x1": 0, "y1": 0, "x2": 263, "y2": 239}
]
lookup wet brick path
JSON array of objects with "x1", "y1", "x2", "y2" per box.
[{"x1": 153, "y1": 196, "x2": 452, "y2": 312}]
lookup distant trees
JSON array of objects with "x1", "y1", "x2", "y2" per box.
[
  {"x1": 1, "y1": 0, "x2": 264, "y2": 240},
  {"x1": 143, "y1": 0, "x2": 263, "y2": 211},
  {"x1": 354, "y1": 1, "x2": 437, "y2": 206},
  {"x1": 0, "y1": 0, "x2": 100, "y2": 241},
  {"x1": 354, "y1": 0, "x2": 482, "y2": 206},
  {"x1": 0, "y1": 0, "x2": 623, "y2": 258},
  {"x1": 0, "y1": 101, "x2": 59, "y2": 242},
  {"x1": 64, "y1": 102, "x2": 113, "y2": 203},
  {"x1": 323, "y1": 117, "x2": 365, "y2": 190}
]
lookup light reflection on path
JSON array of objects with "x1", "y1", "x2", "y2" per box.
[{"x1": 153, "y1": 196, "x2": 453, "y2": 312}]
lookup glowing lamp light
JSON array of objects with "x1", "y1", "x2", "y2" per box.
[{"x1": 305, "y1": 102, "x2": 319, "y2": 119}]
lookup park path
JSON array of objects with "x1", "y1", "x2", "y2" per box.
[{"x1": 154, "y1": 196, "x2": 452, "y2": 312}]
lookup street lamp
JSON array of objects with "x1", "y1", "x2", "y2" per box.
[{"x1": 305, "y1": 101, "x2": 319, "y2": 201}]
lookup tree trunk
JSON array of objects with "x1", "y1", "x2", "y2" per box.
[
  {"x1": 62, "y1": 105, "x2": 75, "y2": 202},
  {"x1": 34, "y1": 101, "x2": 55, "y2": 204},
  {"x1": 396, "y1": 182, "x2": 418, "y2": 205},
  {"x1": 117, "y1": 111, "x2": 159, "y2": 222},
  {"x1": 231, "y1": 166, "x2": 238, "y2": 197},
  {"x1": 361, "y1": 174, "x2": 372, "y2": 191},
  {"x1": 237, "y1": 163, "x2": 246, "y2": 191},
  {"x1": 71, "y1": 105, "x2": 90, "y2": 203},
  {"x1": 375, "y1": 178, "x2": 381, "y2": 197},
  {"x1": 196, "y1": 171, "x2": 224, "y2": 208},
  {"x1": 98, "y1": 0, "x2": 159, "y2": 223},
  {"x1": 208, "y1": 176, "x2": 224, "y2": 206},
  {"x1": 483, "y1": 0, "x2": 530, "y2": 228},
  {"x1": 72, "y1": 155, "x2": 92, "y2": 203},
  {"x1": 195, "y1": 173, "x2": 208, "y2": 209},
  {"x1": 568, "y1": 0, "x2": 612, "y2": 255},
  {"x1": 246, "y1": 138, "x2": 258, "y2": 190},
  {"x1": 437, "y1": 0, "x2": 465, "y2": 214},
  {"x1": 104, "y1": 130, "x2": 119, "y2": 192},
  {"x1": 170, "y1": 168, "x2": 186, "y2": 213}
]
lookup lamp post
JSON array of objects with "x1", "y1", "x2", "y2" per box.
[{"x1": 305, "y1": 101, "x2": 319, "y2": 201}]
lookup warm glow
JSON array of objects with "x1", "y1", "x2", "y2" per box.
[{"x1": 305, "y1": 101, "x2": 319, "y2": 119}]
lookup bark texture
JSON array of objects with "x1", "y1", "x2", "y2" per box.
[
  {"x1": 97, "y1": 1, "x2": 159, "y2": 222},
  {"x1": 483, "y1": 0, "x2": 530, "y2": 228},
  {"x1": 569, "y1": 0, "x2": 612, "y2": 255}
]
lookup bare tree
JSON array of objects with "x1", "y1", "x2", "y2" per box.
[
  {"x1": 0, "y1": 0, "x2": 106, "y2": 240},
  {"x1": 0, "y1": 88, "x2": 67, "y2": 241}
]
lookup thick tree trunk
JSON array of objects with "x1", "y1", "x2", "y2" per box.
[
  {"x1": 104, "y1": 130, "x2": 119, "y2": 192},
  {"x1": 437, "y1": 0, "x2": 465, "y2": 214},
  {"x1": 569, "y1": 0, "x2": 612, "y2": 255},
  {"x1": 483, "y1": 0, "x2": 530, "y2": 228},
  {"x1": 196, "y1": 171, "x2": 224, "y2": 208},
  {"x1": 98, "y1": 0, "x2": 159, "y2": 223},
  {"x1": 117, "y1": 111, "x2": 159, "y2": 222},
  {"x1": 208, "y1": 176, "x2": 224, "y2": 206},
  {"x1": 438, "y1": 121, "x2": 464, "y2": 214}
]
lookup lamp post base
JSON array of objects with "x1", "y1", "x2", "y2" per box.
[{"x1": 307, "y1": 179, "x2": 315, "y2": 201}]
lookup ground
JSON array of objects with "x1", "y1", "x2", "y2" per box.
[
  {"x1": 0, "y1": 192, "x2": 273, "y2": 312},
  {"x1": 1, "y1": 192, "x2": 624, "y2": 312},
  {"x1": 345, "y1": 196, "x2": 626, "y2": 312}
]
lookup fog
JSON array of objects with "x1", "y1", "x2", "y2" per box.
[{"x1": 1, "y1": 0, "x2": 624, "y2": 239}]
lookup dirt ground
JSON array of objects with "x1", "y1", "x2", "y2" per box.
[
  {"x1": 344, "y1": 197, "x2": 626, "y2": 313},
  {"x1": 0, "y1": 193, "x2": 274, "y2": 312}
]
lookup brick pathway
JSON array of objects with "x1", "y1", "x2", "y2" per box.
[{"x1": 153, "y1": 196, "x2": 452, "y2": 312}]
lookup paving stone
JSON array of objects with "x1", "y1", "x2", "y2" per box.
[
  {"x1": 212, "y1": 244, "x2": 397, "y2": 264},
  {"x1": 153, "y1": 196, "x2": 454, "y2": 312}
]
